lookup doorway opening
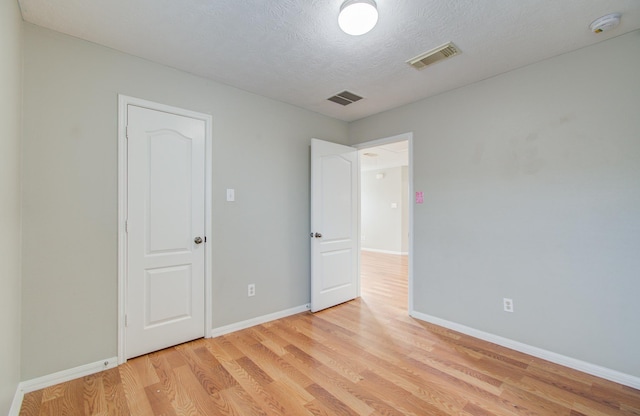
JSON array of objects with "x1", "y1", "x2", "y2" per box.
[{"x1": 355, "y1": 133, "x2": 413, "y2": 313}]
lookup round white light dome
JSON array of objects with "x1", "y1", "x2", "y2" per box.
[{"x1": 338, "y1": 0, "x2": 378, "y2": 36}]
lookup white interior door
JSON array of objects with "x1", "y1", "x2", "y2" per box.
[
  {"x1": 126, "y1": 105, "x2": 205, "y2": 359},
  {"x1": 310, "y1": 138, "x2": 359, "y2": 312}
]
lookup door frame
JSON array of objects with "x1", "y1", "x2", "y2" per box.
[
  {"x1": 353, "y1": 132, "x2": 414, "y2": 313},
  {"x1": 117, "y1": 95, "x2": 213, "y2": 364}
]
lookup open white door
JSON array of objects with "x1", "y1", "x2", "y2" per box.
[
  {"x1": 126, "y1": 104, "x2": 206, "y2": 359},
  {"x1": 310, "y1": 138, "x2": 359, "y2": 312}
]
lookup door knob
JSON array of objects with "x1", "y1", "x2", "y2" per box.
[
  {"x1": 314, "y1": 232, "x2": 322, "y2": 238},
  {"x1": 194, "y1": 236, "x2": 203, "y2": 244}
]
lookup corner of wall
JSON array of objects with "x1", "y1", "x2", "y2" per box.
[{"x1": 0, "y1": 0, "x2": 23, "y2": 413}]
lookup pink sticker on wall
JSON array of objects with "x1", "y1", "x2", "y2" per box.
[{"x1": 415, "y1": 191, "x2": 424, "y2": 204}]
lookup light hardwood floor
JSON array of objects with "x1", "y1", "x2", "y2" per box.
[{"x1": 20, "y1": 251, "x2": 640, "y2": 415}]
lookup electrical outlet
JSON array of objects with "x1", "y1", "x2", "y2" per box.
[
  {"x1": 248, "y1": 284, "x2": 255, "y2": 297},
  {"x1": 503, "y1": 298, "x2": 514, "y2": 312}
]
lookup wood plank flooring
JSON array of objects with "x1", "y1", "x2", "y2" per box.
[{"x1": 21, "y1": 251, "x2": 640, "y2": 415}]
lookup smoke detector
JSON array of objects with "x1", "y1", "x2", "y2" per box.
[{"x1": 590, "y1": 13, "x2": 621, "y2": 33}]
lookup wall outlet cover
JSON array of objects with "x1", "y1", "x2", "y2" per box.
[{"x1": 503, "y1": 298, "x2": 514, "y2": 312}]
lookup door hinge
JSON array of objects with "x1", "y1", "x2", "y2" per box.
[
  {"x1": 125, "y1": 315, "x2": 128, "y2": 327},
  {"x1": 125, "y1": 126, "x2": 129, "y2": 140},
  {"x1": 125, "y1": 220, "x2": 128, "y2": 233}
]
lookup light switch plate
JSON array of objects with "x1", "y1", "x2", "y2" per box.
[{"x1": 226, "y1": 188, "x2": 235, "y2": 202}]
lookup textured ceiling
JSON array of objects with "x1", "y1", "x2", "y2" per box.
[{"x1": 18, "y1": 0, "x2": 640, "y2": 121}]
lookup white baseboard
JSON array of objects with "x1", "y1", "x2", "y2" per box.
[
  {"x1": 9, "y1": 356, "x2": 118, "y2": 415},
  {"x1": 21, "y1": 357, "x2": 118, "y2": 394},
  {"x1": 8, "y1": 385, "x2": 24, "y2": 416},
  {"x1": 211, "y1": 304, "x2": 310, "y2": 337},
  {"x1": 410, "y1": 311, "x2": 640, "y2": 390},
  {"x1": 361, "y1": 248, "x2": 408, "y2": 255}
]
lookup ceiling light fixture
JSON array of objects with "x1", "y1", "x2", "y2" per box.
[{"x1": 338, "y1": 0, "x2": 378, "y2": 36}]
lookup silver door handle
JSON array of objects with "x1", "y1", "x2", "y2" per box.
[{"x1": 194, "y1": 236, "x2": 203, "y2": 244}]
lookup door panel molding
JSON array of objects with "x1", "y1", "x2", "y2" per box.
[{"x1": 118, "y1": 95, "x2": 213, "y2": 364}]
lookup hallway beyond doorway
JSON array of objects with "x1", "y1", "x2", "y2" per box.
[{"x1": 361, "y1": 251, "x2": 408, "y2": 312}]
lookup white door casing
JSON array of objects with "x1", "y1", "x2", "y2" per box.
[
  {"x1": 310, "y1": 138, "x2": 359, "y2": 312},
  {"x1": 118, "y1": 96, "x2": 212, "y2": 362}
]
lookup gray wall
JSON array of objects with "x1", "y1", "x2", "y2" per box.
[
  {"x1": 21, "y1": 24, "x2": 348, "y2": 380},
  {"x1": 0, "y1": 0, "x2": 23, "y2": 412},
  {"x1": 361, "y1": 167, "x2": 408, "y2": 253},
  {"x1": 349, "y1": 31, "x2": 640, "y2": 377}
]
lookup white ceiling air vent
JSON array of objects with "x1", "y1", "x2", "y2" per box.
[
  {"x1": 407, "y1": 42, "x2": 461, "y2": 70},
  {"x1": 328, "y1": 90, "x2": 363, "y2": 106}
]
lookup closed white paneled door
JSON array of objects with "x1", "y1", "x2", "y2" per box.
[
  {"x1": 310, "y1": 138, "x2": 359, "y2": 312},
  {"x1": 126, "y1": 105, "x2": 206, "y2": 359}
]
